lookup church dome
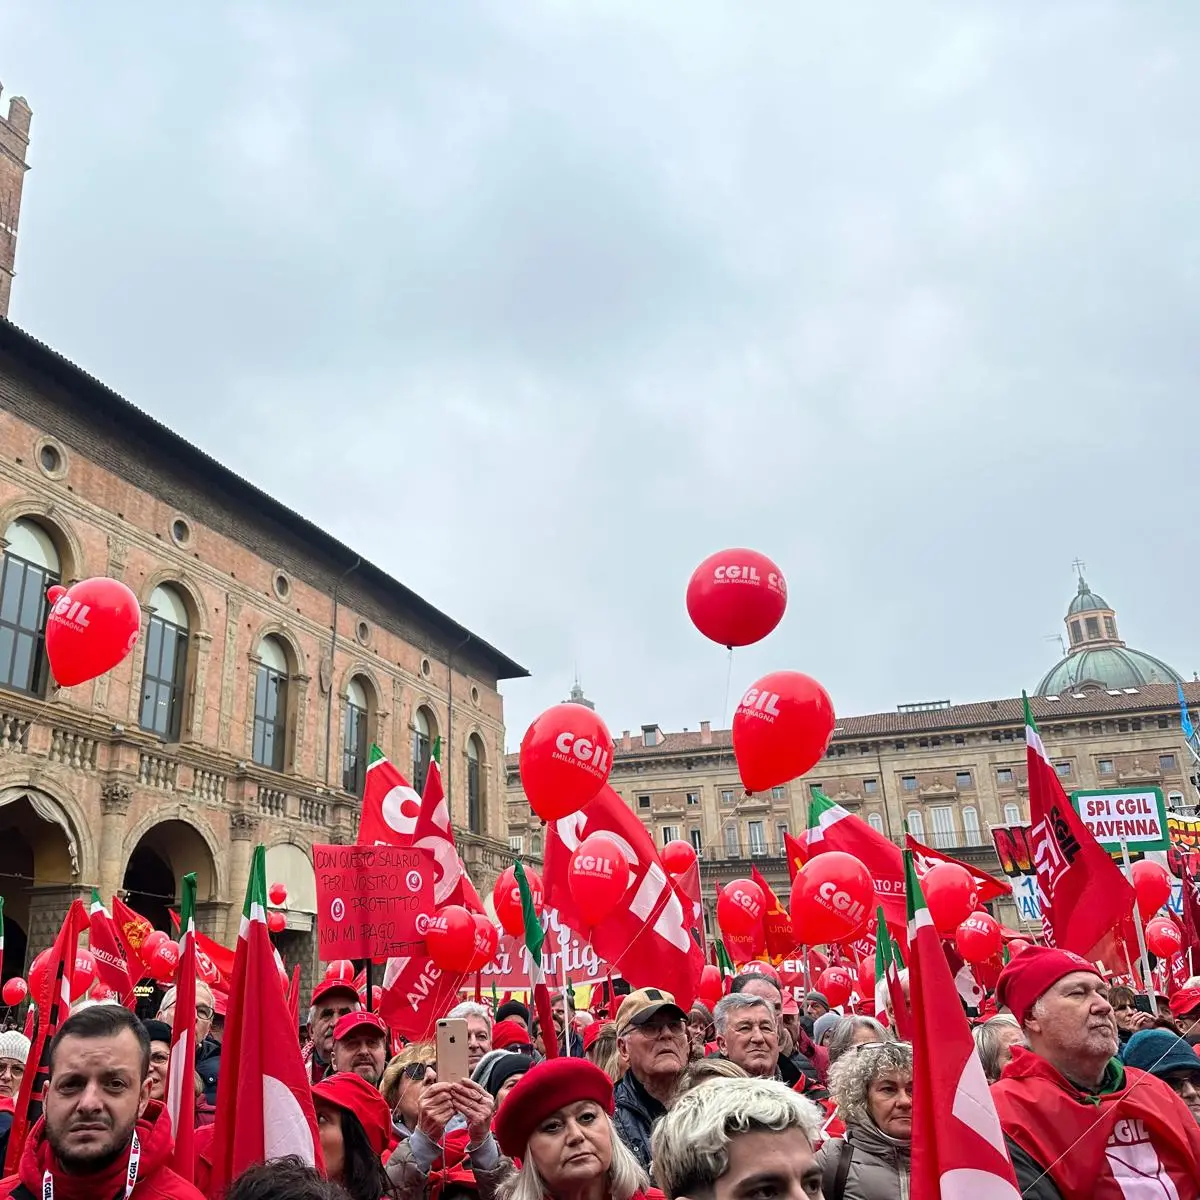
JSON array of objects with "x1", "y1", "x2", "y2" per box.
[{"x1": 1035, "y1": 570, "x2": 1184, "y2": 695}]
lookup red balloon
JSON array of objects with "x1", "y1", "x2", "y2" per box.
[
  {"x1": 45, "y1": 577, "x2": 142, "y2": 687},
  {"x1": 686, "y1": 548, "x2": 788, "y2": 648},
  {"x1": 1, "y1": 977, "x2": 27, "y2": 1006},
  {"x1": 267, "y1": 911, "x2": 286, "y2": 934},
  {"x1": 717, "y1": 879, "x2": 766, "y2": 936},
  {"x1": 732, "y1": 671, "x2": 836, "y2": 793},
  {"x1": 817, "y1": 965, "x2": 853, "y2": 1008},
  {"x1": 492, "y1": 865, "x2": 543, "y2": 938},
  {"x1": 467, "y1": 915, "x2": 500, "y2": 971},
  {"x1": 661, "y1": 840, "x2": 697, "y2": 876},
  {"x1": 856, "y1": 956, "x2": 875, "y2": 999},
  {"x1": 698, "y1": 964, "x2": 724, "y2": 1007},
  {"x1": 268, "y1": 882, "x2": 288, "y2": 906},
  {"x1": 738, "y1": 960, "x2": 781, "y2": 982},
  {"x1": 519, "y1": 704, "x2": 614, "y2": 820},
  {"x1": 568, "y1": 835, "x2": 631, "y2": 924},
  {"x1": 1131, "y1": 860, "x2": 1171, "y2": 919},
  {"x1": 790, "y1": 853, "x2": 873, "y2": 945},
  {"x1": 89, "y1": 982, "x2": 119, "y2": 1003},
  {"x1": 922, "y1": 864, "x2": 979, "y2": 935},
  {"x1": 147, "y1": 939, "x2": 180, "y2": 983},
  {"x1": 28, "y1": 949, "x2": 52, "y2": 1003},
  {"x1": 1008, "y1": 938, "x2": 1032, "y2": 957},
  {"x1": 425, "y1": 905, "x2": 478, "y2": 972},
  {"x1": 955, "y1": 912, "x2": 1003, "y2": 964},
  {"x1": 325, "y1": 958, "x2": 356, "y2": 982},
  {"x1": 1145, "y1": 916, "x2": 1183, "y2": 959},
  {"x1": 71, "y1": 949, "x2": 96, "y2": 1001},
  {"x1": 142, "y1": 929, "x2": 170, "y2": 960}
]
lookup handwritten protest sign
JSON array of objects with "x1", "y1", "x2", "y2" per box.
[{"x1": 313, "y1": 843, "x2": 434, "y2": 960}]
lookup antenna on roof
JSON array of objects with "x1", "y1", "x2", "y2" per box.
[{"x1": 1044, "y1": 633, "x2": 1066, "y2": 657}]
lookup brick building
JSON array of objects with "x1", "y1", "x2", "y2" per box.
[
  {"x1": 507, "y1": 579, "x2": 1197, "y2": 933},
  {"x1": 0, "y1": 83, "x2": 31, "y2": 320},
  {"x1": 0, "y1": 318, "x2": 526, "y2": 992}
]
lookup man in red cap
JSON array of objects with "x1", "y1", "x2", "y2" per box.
[
  {"x1": 991, "y1": 945, "x2": 1200, "y2": 1198},
  {"x1": 330, "y1": 1012, "x2": 389, "y2": 1088},
  {"x1": 303, "y1": 978, "x2": 362, "y2": 1084}
]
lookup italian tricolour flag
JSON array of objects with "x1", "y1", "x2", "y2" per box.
[
  {"x1": 514, "y1": 859, "x2": 558, "y2": 1060},
  {"x1": 167, "y1": 872, "x2": 198, "y2": 1181},
  {"x1": 208, "y1": 846, "x2": 322, "y2": 1193}
]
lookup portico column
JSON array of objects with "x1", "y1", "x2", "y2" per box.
[
  {"x1": 225, "y1": 811, "x2": 259, "y2": 944},
  {"x1": 98, "y1": 781, "x2": 133, "y2": 901}
]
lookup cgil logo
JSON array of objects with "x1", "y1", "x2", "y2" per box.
[
  {"x1": 574, "y1": 854, "x2": 616, "y2": 876},
  {"x1": 739, "y1": 687, "x2": 782, "y2": 716},
  {"x1": 554, "y1": 732, "x2": 611, "y2": 774},
  {"x1": 715, "y1": 565, "x2": 787, "y2": 595},
  {"x1": 731, "y1": 889, "x2": 763, "y2": 916},
  {"x1": 817, "y1": 881, "x2": 866, "y2": 925},
  {"x1": 52, "y1": 596, "x2": 92, "y2": 627}
]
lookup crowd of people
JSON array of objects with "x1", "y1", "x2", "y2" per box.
[{"x1": 0, "y1": 945, "x2": 1198, "y2": 1200}]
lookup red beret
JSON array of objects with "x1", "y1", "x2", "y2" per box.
[
  {"x1": 493, "y1": 1058, "x2": 614, "y2": 1158},
  {"x1": 312, "y1": 1072, "x2": 392, "y2": 1157},
  {"x1": 491, "y1": 1019, "x2": 531, "y2": 1050},
  {"x1": 996, "y1": 946, "x2": 1099, "y2": 1026}
]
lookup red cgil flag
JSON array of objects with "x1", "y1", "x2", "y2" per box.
[
  {"x1": 88, "y1": 888, "x2": 137, "y2": 1007},
  {"x1": 1023, "y1": 695, "x2": 1134, "y2": 957},
  {"x1": 111, "y1": 893, "x2": 155, "y2": 978},
  {"x1": 905, "y1": 851, "x2": 1020, "y2": 1199},
  {"x1": 904, "y1": 834, "x2": 1011, "y2": 904}
]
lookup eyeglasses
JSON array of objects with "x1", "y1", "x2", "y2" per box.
[{"x1": 196, "y1": 1005, "x2": 214, "y2": 1020}]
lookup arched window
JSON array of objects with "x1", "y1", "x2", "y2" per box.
[
  {"x1": 467, "y1": 734, "x2": 485, "y2": 834},
  {"x1": 139, "y1": 585, "x2": 190, "y2": 739},
  {"x1": 867, "y1": 812, "x2": 885, "y2": 834},
  {"x1": 0, "y1": 518, "x2": 59, "y2": 695},
  {"x1": 252, "y1": 636, "x2": 289, "y2": 771},
  {"x1": 962, "y1": 806, "x2": 981, "y2": 846},
  {"x1": 342, "y1": 677, "x2": 369, "y2": 796},
  {"x1": 412, "y1": 706, "x2": 434, "y2": 794},
  {"x1": 530, "y1": 830, "x2": 543, "y2": 858},
  {"x1": 1003, "y1": 803, "x2": 1022, "y2": 826},
  {"x1": 906, "y1": 810, "x2": 925, "y2": 840}
]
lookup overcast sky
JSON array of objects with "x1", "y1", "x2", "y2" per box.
[{"x1": 4, "y1": 3, "x2": 1198, "y2": 749}]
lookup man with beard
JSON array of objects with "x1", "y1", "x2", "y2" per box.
[
  {"x1": 0, "y1": 1004, "x2": 203, "y2": 1200},
  {"x1": 330, "y1": 1012, "x2": 388, "y2": 1087}
]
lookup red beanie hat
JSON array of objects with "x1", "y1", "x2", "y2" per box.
[
  {"x1": 491, "y1": 1018, "x2": 531, "y2": 1050},
  {"x1": 494, "y1": 1058, "x2": 614, "y2": 1158},
  {"x1": 995, "y1": 946, "x2": 1099, "y2": 1026},
  {"x1": 313, "y1": 1071, "x2": 392, "y2": 1157}
]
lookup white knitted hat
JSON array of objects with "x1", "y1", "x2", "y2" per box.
[{"x1": 0, "y1": 1030, "x2": 30, "y2": 1064}]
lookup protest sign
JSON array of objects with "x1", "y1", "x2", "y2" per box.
[
  {"x1": 313, "y1": 843, "x2": 434, "y2": 960},
  {"x1": 1071, "y1": 788, "x2": 1169, "y2": 853}
]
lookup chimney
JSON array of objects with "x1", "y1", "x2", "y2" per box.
[
  {"x1": 622, "y1": 730, "x2": 632, "y2": 752},
  {"x1": 700, "y1": 720, "x2": 712, "y2": 745}
]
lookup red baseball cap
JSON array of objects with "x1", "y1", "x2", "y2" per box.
[
  {"x1": 312, "y1": 978, "x2": 362, "y2": 1009},
  {"x1": 313, "y1": 1072, "x2": 391, "y2": 1157},
  {"x1": 1169, "y1": 986, "x2": 1200, "y2": 1018},
  {"x1": 333, "y1": 1010, "x2": 388, "y2": 1042}
]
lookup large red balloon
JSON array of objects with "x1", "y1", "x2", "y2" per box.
[
  {"x1": 1145, "y1": 916, "x2": 1182, "y2": 959},
  {"x1": 467, "y1": 915, "x2": 500, "y2": 971},
  {"x1": 568, "y1": 835, "x2": 630, "y2": 924},
  {"x1": 493, "y1": 864, "x2": 544, "y2": 937},
  {"x1": 520, "y1": 704, "x2": 614, "y2": 820},
  {"x1": 816, "y1": 965, "x2": 853, "y2": 1008},
  {"x1": 856, "y1": 956, "x2": 875, "y2": 999},
  {"x1": 425, "y1": 905, "x2": 479, "y2": 972},
  {"x1": 71, "y1": 949, "x2": 97, "y2": 1001},
  {"x1": 28, "y1": 949, "x2": 52, "y2": 1002},
  {"x1": 732, "y1": 672, "x2": 836, "y2": 793},
  {"x1": 790, "y1": 853, "x2": 873, "y2": 945},
  {"x1": 1131, "y1": 860, "x2": 1171, "y2": 919},
  {"x1": 661, "y1": 840, "x2": 697, "y2": 876},
  {"x1": 45, "y1": 577, "x2": 141, "y2": 687},
  {"x1": 147, "y1": 939, "x2": 180, "y2": 983},
  {"x1": 1, "y1": 977, "x2": 27, "y2": 1006},
  {"x1": 717, "y1": 879, "x2": 766, "y2": 936},
  {"x1": 686, "y1": 548, "x2": 788, "y2": 648},
  {"x1": 955, "y1": 912, "x2": 1003, "y2": 964},
  {"x1": 698, "y1": 964, "x2": 724, "y2": 1008},
  {"x1": 922, "y1": 864, "x2": 979, "y2": 935}
]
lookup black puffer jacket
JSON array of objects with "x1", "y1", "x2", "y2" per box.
[
  {"x1": 611, "y1": 1071, "x2": 667, "y2": 1171},
  {"x1": 196, "y1": 1035, "x2": 221, "y2": 1104}
]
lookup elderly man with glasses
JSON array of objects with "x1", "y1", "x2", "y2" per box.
[
  {"x1": 612, "y1": 988, "x2": 691, "y2": 1171},
  {"x1": 157, "y1": 978, "x2": 221, "y2": 1105}
]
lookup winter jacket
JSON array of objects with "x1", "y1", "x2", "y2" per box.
[
  {"x1": 386, "y1": 1127, "x2": 511, "y2": 1200},
  {"x1": 0, "y1": 1099, "x2": 204, "y2": 1200},
  {"x1": 813, "y1": 1119, "x2": 911, "y2": 1200},
  {"x1": 612, "y1": 1071, "x2": 667, "y2": 1172},
  {"x1": 991, "y1": 1046, "x2": 1200, "y2": 1200},
  {"x1": 778, "y1": 1049, "x2": 827, "y2": 1100},
  {"x1": 195, "y1": 1035, "x2": 221, "y2": 1105}
]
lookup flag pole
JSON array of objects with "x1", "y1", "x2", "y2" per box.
[
  {"x1": 365, "y1": 959, "x2": 374, "y2": 1012},
  {"x1": 1120, "y1": 839, "x2": 1156, "y2": 1007}
]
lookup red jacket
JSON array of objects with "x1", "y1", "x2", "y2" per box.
[
  {"x1": 0, "y1": 1099, "x2": 204, "y2": 1200},
  {"x1": 992, "y1": 1046, "x2": 1200, "y2": 1200}
]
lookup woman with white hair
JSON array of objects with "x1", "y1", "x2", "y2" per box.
[
  {"x1": 495, "y1": 1059, "x2": 650, "y2": 1200},
  {"x1": 814, "y1": 1040, "x2": 912, "y2": 1200},
  {"x1": 972, "y1": 1015, "x2": 1025, "y2": 1084}
]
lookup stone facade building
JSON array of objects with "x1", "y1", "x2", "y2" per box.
[
  {"x1": 506, "y1": 579, "x2": 1196, "y2": 933},
  {"x1": 0, "y1": 82, "x2": 30, "y2": 321},
  {"x1": 0, "y1": 318, "x2": 526, "y2": 992}
]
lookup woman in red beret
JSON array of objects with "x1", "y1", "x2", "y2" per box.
[
  {"x1": 494, "y1": 1059, "x2": 650, "y2": 1200},
  {"x1": 313, "y1": 1072, "x2": 398, "y2": 1200}
]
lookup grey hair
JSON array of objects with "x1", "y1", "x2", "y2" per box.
[
  {"x1": 973, "y1": 1015, "x2": 1023, "y2": 1083},
  {"x1": 651, "y1": 1076, "x2": 822, "y2": 1200},
  {"x1": 825, "y1": 1016, "x2": 891, "y2": 1067},
  {"x1": 500, "y1": 1113, "x2": 647, "y2": 1200},
  {"x1": 448, "y1": 1001, "x2": 493, "y2": 1026},
  {"x1": 713, "y1": 993, "x2": 772, "y2": 1035},
  {"x1": 826, "y1": 1040, "x2": 912, "y2": 1128}
]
